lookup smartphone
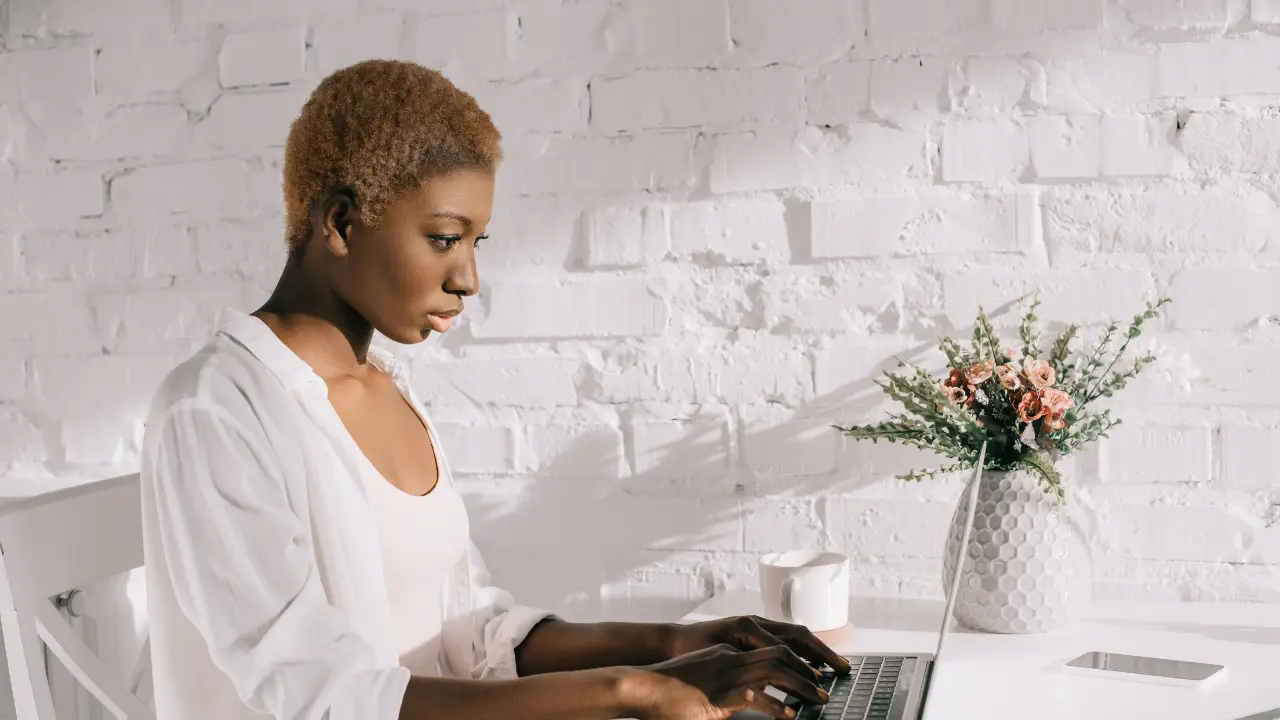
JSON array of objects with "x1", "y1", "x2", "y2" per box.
[{"x1": 1064, "y1": 651, "x2": 1226, "y2": 687}]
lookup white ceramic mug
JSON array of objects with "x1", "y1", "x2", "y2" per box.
[{"x1": 759, "y1": 550, "x2": 850, "y2": 632}]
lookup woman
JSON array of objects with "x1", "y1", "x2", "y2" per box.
[{"x1": 139, "y1": 59, "x2": 849, "y2": 720}]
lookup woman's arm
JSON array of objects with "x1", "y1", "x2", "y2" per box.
[
  {"x1": 144, "y1": 400, "x2": 411, "y2": 720},
  {"x1": 515, "y1": 616, "x2": 851, "y2": 678},
  {"x1": 402, "y1": 645, "x2": 831, "y2": 720},
  {"x1": 397, "y1": 667, "x2": 635, "y2": 720},
  {"x1": 449, "y1": 544, "x2": 685, "y2": 677},
  {"x1": 146, "y1": 400, "x2": 665, "y2": 720},
  {"x1": 514, "y1": 618, "x2": 678, "y2": 674}
]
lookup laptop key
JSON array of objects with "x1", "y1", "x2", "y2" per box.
[{"x1": 798, "y1": 656, "x2": 919, "y2": 720}]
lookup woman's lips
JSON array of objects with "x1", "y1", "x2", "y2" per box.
[{"x1": 427, "y1": 313, "x2": 455, "y2": 333}]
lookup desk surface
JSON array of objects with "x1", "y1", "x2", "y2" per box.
[{"x1": 680, "y1": 590, "x2": 1280, "y2": 720}]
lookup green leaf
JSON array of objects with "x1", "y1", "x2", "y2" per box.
[
  {"x1": 939, "y1": 336, "x2": 968, "y2": 370},
  {"x1": 897, "y1": 462, "x2": 972, "y2": 483},
  {"x1": 971, "y1": 306, "x2": 1002, "y2": 365},
  {"x1": 1016, "y1": 453, "x2": 1066, "y2": 505},
  {"x1": 836, "y1": 421, "x2": 973, "y2": 460},
  {"x1": 1048, "y1": 323, "x2": 1080, "y2": 385},
  {"x1": 1080, "y1": 297, "x2": 1171, "y2": 405},
  {"x1": 1018, "y1": 294, "x2": 1042, "y2": 360},
  {"x1": 1070, "y1": 322, "x2": 1118, "y2": 402},
  {"x1": 1058, "y1": 409, "x2": 1119, "y2": 451}
]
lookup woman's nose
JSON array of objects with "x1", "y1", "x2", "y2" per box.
[{"x1": 445, "y1": 253, "x2": 479, "y2": 297}]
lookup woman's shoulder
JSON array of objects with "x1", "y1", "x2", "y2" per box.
[{"x1": 146, "y1": 331, "x2": 287, "y2": 428}]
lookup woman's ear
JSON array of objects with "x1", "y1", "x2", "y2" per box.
[{"x1": 319, "y1": 191, "x2": 357, "y2": 257}]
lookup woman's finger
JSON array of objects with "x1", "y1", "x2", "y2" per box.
[
  {"x1": 722, "y1": 687, "x2": 798, "y2": 719},
  {"x1": 741, "y1": 651, "x2": 829, "y2": 706},
  {"x1": 758, "y1": 619, "x2": 852, "y2": 673},
  {"x1": 734, "y1": 621, "x2": 826, "y2": 681},
  {"x1": 743, "y1": 643, "x2": 826, "y2": 688},
  {"x1": 729, "y1": 616, "x2": 782, "y2": 651}
]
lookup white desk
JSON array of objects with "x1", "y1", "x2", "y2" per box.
[{"x1": 679, "y1": 590, "x2": 1280, "y2": 720}]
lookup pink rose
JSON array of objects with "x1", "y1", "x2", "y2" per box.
[
  {"x1": 943, "y1": 384, "x2": 967, "y2": 405},
  {"x1": 1022, "y1": 357, "x2": 1056, "y2": 390},
  {"x1": 1043, "y1": 411, "x2": 1068, "y2": 431},
  {"x1": 1040, "y1": 388, "x2": 1075, "y2": 415},
  {"x1": 996, "y1": 363, "x2": 1021, "y2": 391},
  {"x1": 966, "y1": 360, "x2": 995, "y2": 385}
]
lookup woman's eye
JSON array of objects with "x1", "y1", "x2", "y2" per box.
[
  {"x1": 429, "y1": 234, "x2": 487, "y2": 250},
  {"x1": 429, "y1": 235, "x2": 463, "y2": 249}
]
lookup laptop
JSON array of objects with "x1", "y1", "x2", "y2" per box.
[{"x1": 732, "y1": 442, "x2": 987, "y2": 720}]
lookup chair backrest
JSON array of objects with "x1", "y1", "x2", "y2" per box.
[{"x1": 0, "y1": 473, "x2": 153, "y2": 720}]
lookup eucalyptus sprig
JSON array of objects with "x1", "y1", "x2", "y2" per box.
[
  {"x1": 1071, "y1": 321, "x2": 1119, "y2": 399},
  {"x1": 1080, "y1": 297, "x2": 1171, "y2": 405}
]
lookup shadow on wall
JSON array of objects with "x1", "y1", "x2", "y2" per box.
[{"x1": 465, "y1": 337, "x2": 950, "y2": 624}]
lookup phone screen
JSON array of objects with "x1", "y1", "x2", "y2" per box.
[{"x1": 1066, "y1": 651, "x2": 1224, "y2": 681}]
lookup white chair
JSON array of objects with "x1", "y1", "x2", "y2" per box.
[{"x1": 0, "y1": 473, "x2": 153, "y2": 720}]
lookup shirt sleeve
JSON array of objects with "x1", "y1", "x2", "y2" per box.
[
  {"x1": 143, "y1": 399, "x2": 410, "y2": 720},
  {"x1": 445, "y1": 540, "x2": 556, "y2": 680}
]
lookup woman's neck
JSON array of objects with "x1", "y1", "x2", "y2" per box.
[{"x1": 252, "y1": 253, "x2": 376, "y2": 381}]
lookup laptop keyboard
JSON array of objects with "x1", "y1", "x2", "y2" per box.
[{"x1": 806, "y1": 656, "x2": 904, "y2": 720}]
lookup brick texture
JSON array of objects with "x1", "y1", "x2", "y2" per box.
[{"x1": 2, "y1": 2, "x2": 1278, "y2": 700}]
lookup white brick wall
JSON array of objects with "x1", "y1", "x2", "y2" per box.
[
  {"x1": 219, "y1": 26, "x2": 307, "y2": 88},
  {"x1": 593, "y1": 67, "x2": 805, "y2": 133},
  {"x1": 1119, "y1": 0, "x2": 1245, "y2": 29},
  {"x1": 3, "y1": 2, "x2": 1280, "y2": 711},
  {"x1": 941, "y1": 119, "x2": 1029, "y2": 182}
]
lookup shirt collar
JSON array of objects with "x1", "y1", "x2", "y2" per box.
[
  {"x1": 366, "y1": 346, "x2": 408, "y2": 386},
  {"x1": 215, "y1": 308, "x2": 409, "y2": 394},
  {"x1": 215, "y1": 308, "x2": 327, "y2": 395}
]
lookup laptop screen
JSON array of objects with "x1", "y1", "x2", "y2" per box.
[{"x1": 932, "y1": 441, "x2": 987, "y2": 662}]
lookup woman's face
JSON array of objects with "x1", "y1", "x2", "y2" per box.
[{"x1": 321, "y1": 167, "x2": 494, "y2": 344}]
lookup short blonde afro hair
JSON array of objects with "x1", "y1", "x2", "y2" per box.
[{"x1": 282, "y1": 59, "x2": 502, "y2": 251}]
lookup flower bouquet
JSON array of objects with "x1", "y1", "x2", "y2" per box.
[
  {"x1": 835, "y1": 295, "x2": 1172, "y2": 633},
  {"x1": 836, "y1": 295, "x2": 1172, "y2": 503}
]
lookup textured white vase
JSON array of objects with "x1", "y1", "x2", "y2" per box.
[{"x1": 942, "y1": 468, "x2": 1092, "y2": 634}]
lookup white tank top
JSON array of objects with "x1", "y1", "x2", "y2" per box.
[{"x1": 358, "y1": 421, "x2": 470, "y2": 677}]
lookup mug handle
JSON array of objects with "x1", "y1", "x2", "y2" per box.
[{"x1": 780, "y1": 577, "x2": 800, "y2": 623}]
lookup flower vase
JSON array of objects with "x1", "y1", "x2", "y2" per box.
[{"x1": 941, "y1": 468, "x2": 1092, "y2": 634}]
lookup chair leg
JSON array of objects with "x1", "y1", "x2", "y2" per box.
[
  {"x1": 1, "y1": 607, "x2": 57, "y2": 720},
  {"x1": 128, "y1": 634, "x2": 151, "y2": 698},
  {"x1": 33, "y1": 600, "x2": 151, "y2": 719},
  {"x1": 0, "y1": 549, "x2": 56, "y2": 720}
]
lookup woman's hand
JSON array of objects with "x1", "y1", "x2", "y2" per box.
[
  {"x1": 624, "y1": 642, "x2": 830, "y2": 720},
  {"x1": 667, "y1": 615, "x2": 852, "y2": 675}
]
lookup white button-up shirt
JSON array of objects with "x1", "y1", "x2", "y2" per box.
[{"x1": 139, "y1": 309, "x2": 553, "y2": 720}]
